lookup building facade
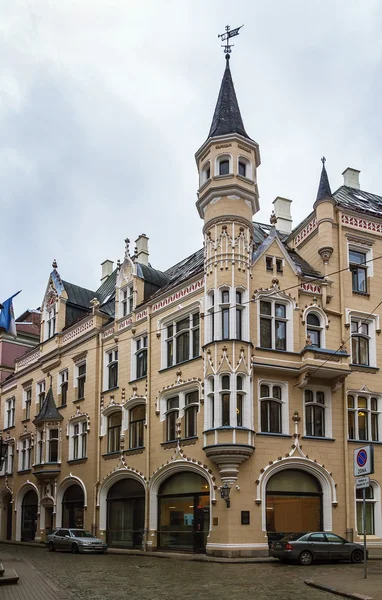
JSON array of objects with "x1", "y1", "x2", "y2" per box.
[{"x1": 1, "y1": 54, "x2": 382, "y2": 557}]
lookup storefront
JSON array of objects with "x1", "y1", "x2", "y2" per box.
[
  {"x1": 62, "y1": 485, "x2": 84, "y2": 528},
  {"x1": 266, "y1": 469, "x2": 322, "y2": 534},
  {"x1": 157, "y1": 472, "x2": 210, "y2": 552},
  {"x1": 106, "y1": 478, "x2": 145, "y2": 548},
  {"x1": 21, "y1": 489, "x2": 38, "y2": 541}
]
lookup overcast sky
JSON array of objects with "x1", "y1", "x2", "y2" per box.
[{"x1": 2, "y1": 0, "x2": 382, "y2": 315}]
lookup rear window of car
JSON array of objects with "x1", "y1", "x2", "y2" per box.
[{"x1": 280, "y1": 532, "x2": 308, "y2": 541}]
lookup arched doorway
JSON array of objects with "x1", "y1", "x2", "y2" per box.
[
  {"x1": 157, "y1": 472, "x2": 210, "y2": 552},
  {"x1": 21, "y1": 490, "x2": 38, "y2": 541},
  {"x1": 106, "y1": 478, "x2": 145, "y2": 548},
  {"x1": 1, "y1": 493, "x2": 12, "y2": 540},
  {"x1": 266, "y1": 469, "x2": 322, "y2": 535},
  {"x1": 62, "y1": 485, "x2": 84, "y2": 528}
]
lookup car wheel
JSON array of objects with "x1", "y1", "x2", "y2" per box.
[
  {"x1": 71, "y1": 543, "x2": 79, "y2": 554},
  {"x1": 351, "y1": 549, "x2": 363, "y2": 564},
  {"x1": 299, "y1": 550, "x2": 313, "y2": 566},
  {"x1": 48, "y1": 542, "x2": 56, "y2": 552}
]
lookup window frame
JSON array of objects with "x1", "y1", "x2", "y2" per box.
[
  {"x1": 164, "y1": 311, "x2": 200, "y2": 369},
  {"x1": 349, "y1": 248, "x2": 369, "y2": 293},
  {"x1": 129, "y1": 404, "x2": 145, "y2": 449},
  {"x1": 24, "y1": 388, "x2": 32, "y2": 421},
  {"x1": 47, "y1": 427, "x2": 59, "y2": 463},
  {"x1": 160, "y1": 387, "x2": 200, "y2": 440},
  {"x1": 120, "y1": 284, "x2": 134, "y2": 318},
  {"x1": 5, "y1": 396, "x2": 15, "y2": 429},
  {"x1": 258, "y1": 380, "x2": 289, "y2": 435},
  {"x1": 19, "y1": 436, "x2": 32, "y2": 471},
  {"x1": 71, "y1": 419, "x2": 88, "y2": 460},
  {"x1": 348, "y1": 392, "x2": 381, "y2": 441},
  {"x1": 59, "y1": 369, "x2": 69, "y2": 406},
  {"x1": 214, "y1": 153, "x2": 232, "y2": 177},
  {"x1": 105, "y1": 348, "x2": 118, "y2": 390},
  {"x1": 107, "y1": 411, "x2": 122, "y2": 453},
  {"x1": 259, "y1": 298, "x2": 289, "y2": 351},
  {"x1": 37, "y1": 381, "x2": 46, "y2": 411},
  {"x1": 134, "y1": 334, "x2": 148, "y2": 379},
  {"x1": 76, "y1": 362, "x2": 86, "y2": 400},
  {"x1": 306, "y1": 312, "x2": 323, "y2": 348}
]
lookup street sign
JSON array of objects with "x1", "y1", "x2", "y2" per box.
[
  {"x1": 354, "y1": 445, "x2": 374, "y2": 477},
  {"x1": 356, "y1": 476, "x2": 370, "y2": 490}
]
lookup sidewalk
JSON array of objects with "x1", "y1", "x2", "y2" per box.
[
  {"x1": 306, "y1": 561, "x2": 382, "y2": 600},
  {"x1": 0, "y1": 547, "x2": 71, "y2": 600}
]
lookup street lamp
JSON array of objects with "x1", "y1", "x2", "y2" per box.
[
  {"x1": 220, "y1": 483, "x2": 231, "y2": 508},
  {"x1": 0, "y1": 433, "x2": 8, "y2": 471}
]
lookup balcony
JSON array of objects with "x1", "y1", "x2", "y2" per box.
[
  {"x1": 203, "y1": 427, "x2": 255, "y2": 483},
  {"x1": 32, "y1": 462, "x2": 61, "y2": 482}
]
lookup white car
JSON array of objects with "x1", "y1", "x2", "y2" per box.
[{"x1": 47, "y1": 528, "x2": 107, "y2": 554}]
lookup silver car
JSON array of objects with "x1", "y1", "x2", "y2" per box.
[
  {"x1": 270, "y1": 531, "x2": 366, "y2": 565},
  {"x1": 47, "y1": 528, "x2": 107, "y2": 554}
]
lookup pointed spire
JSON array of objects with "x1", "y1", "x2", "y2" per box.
[
  {"x1": 208, "y1": 56, "x2": 249, "y2": 140},
  {"x1": 316, "y1": 157, "x2": 332, "y2": 202},
  {"x1": 33, "y1": 385, "x2": 63, "y2": 425}
]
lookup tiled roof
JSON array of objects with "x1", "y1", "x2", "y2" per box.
[
  {"x1": 33, "y1": 386, "x2": 63, "y2": 425},
  {"x1": 208, "y1": 57, "x2": 250, "y2": 140},
  {"x1": 333, "y1": 186, "x2": 382, "y2": 217}
]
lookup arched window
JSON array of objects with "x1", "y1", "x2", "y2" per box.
[
  {"x1": 215, "y1": 154, "x2": 232, "y2": 177},
  {"x1": 306, "y1": 313, "x2": 322, "y2": 348},
  {"x1": 237, "y1": 376, "x2": 244, "y2": 427},
  {"x1": 129, "y1": 405, "x2": 145, "y2": 449},
  {"x1": 201, "y1": 161, "x2": 211, "y2": 185},
  {"x1": 260, "y1": 384, "x2": 282, "y2": 433},
  {"x1": 356, "y1": 485, "x2": 376, "y2": 534},
  {"x1": 237, "y1": 156, "x2": 252, "y2": 179},
  {"x1": 304, "y1": 390, "x2": 325, "y2": 437},
  {"x1": 108, "y1": 412, "x2": 122, "y2": 453},
  {"x1": 221, "y1": 375, "x2": 231, "y2": 426}
]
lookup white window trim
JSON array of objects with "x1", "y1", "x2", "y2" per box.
[
  {"x1": 18, "y1": 435, "x2": 32, "y2": 471},
  {"x1": 211, "y1": 286, "x2": 249, "y2": 342},
  {"x1": 159, "y1": 301, "x2": 201, "y2": 370},
  {"x1": 346, "y1": 310, "x2": 378, "y2": 367},
  {"x1": 347, "y1": 390, "x2": 382, "y2": 442},
  {"x1": 104, "y1": 348, "x2": 119, "y2": 391},
  {"x1": 302, "y1": 385, "x2": 332, "y2": 438},
  {"x1": 0, "y1": 441, "x2": 14, "y2": 476},
  {"x1": 122, "y1": 397, "x2": 147, "y2": 433},
  {"x1": 120, "y1": 284, "x2": 134, "y2": 319},
  {"x1": 348, "y1": 241, "x2": 373, "y2": 278},
  {"x1": 4, "y1": 396, "x2": 15, "y2": 429},
  {"x1": 204, "y1": 373, "x2": 250, "y2": 430},
  {"x1": 36, "y1": 380, "x2": 46, "y2": 406},
  {"x1": 45, "y1": 426, "x2": 60, "y2": 463},
  {"x1": 237, "y1": 155, "x2": 253, "y2": 180},
  {"x1": 354, "y1": 480, "x2": 381, "y2": 538},
  {"x1": 131, "y1": 332, "x2": 148, "y2": 380},
  {"x1": 74, "y1": 361, "x2": 86, "y2": 399},
  {"x1": 257, "y1": 379, "x2": 289, "y2": 435},
  {"x1": 257, "y1": 294, "x2": 294, "y2": 352},
  {"x1": 100, "y1": 404, "x2": 122, "y2": 437},
  {"x1": 159, "y1": 385, "x2": 200, "y2": 426},
  {"x1": 200, "y1": 160, "x2": 211, "y2": 186},
  {"x1": 214, "y1": 153, "x2": 233, "y2": 177},
  {"x1": 69, "y1": 418, "x2": 88, "y2": 461},
  {"x1": 303, "y1": 307, "x2": 328, "y2": 349}
]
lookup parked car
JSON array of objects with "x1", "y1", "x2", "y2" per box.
[
  {"x1": 46, "y1": 528, "x2": 107, "y2": 554},
  {"x1": 270, "y1": 532, "x2": 366, "y2": 565}
]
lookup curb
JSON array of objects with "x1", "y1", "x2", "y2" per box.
[{"x1": 305, "y1": 579, "x2": 373, "y2": 600}]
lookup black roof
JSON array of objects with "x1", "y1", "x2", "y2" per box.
[
  {"x1": 333, "y1": 185, "x2": 382, "y2": 218},
  {"x1": 33, "y1": 386, "x2": 63, "y2": 425},
  {"x1": 316, "y1": 162, "x2": 332, "y2": 202},
  {"x1": 208, "y1": 57, "x2": 250, "y2": 140},
  {"x1": 62, "y1": 281, "x2": 96, "y2": 309}
]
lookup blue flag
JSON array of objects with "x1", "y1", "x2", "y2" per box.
[{"x1": 0, "y1": 291, "x2": 21, "y2": 338}]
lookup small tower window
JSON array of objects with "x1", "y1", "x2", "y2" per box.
[
  {"x1": 206, "y1": 166, "x2": 211, "y2": 179},
  {"x1": 219, "y1": 160, "x2": 230, "y2": 176},
  {"x1": 238, "y1": 161, "x2": 246, "y2": 177},
  {"x1": 201, "y1": 162, "x2": 211, "y2": 185}
]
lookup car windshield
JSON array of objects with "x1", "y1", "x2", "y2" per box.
[
  {"x1": 71, "y1": 530, "x2": 94, "y2": 538},
  {"x1": 280, "y1": 532, "x2": 308, "y2": 541}
]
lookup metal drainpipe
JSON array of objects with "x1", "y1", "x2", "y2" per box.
[
  {"x1": 144, "y1": 306, "x2": 152, "y2": 551},
  {"x1": 338, "y1": 212, "x2": 351, "y2": 536},
  {"x1": 93, "y1": 330, "x2": 102, "y2": 537}
]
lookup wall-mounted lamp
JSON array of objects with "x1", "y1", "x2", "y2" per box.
[{"x1": 220, "y1": 483, "x2": 231, "y2": 508}]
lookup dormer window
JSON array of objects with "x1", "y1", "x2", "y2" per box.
[
  {"x1": 47, "y1": 306, "x2": 56, "y2": 339},
  {"x1": 201, "y1": 161, "x2": 211, "y2": 185},
  {"x1": 121, "y1": 285, "x2": 133, "y2": 317},
  {"x1": 219, "y1": 160, "x2": 230, "y2": 176}
]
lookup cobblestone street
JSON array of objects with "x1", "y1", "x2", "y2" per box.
[{"x1": 0, "y1": 544, "x2": 355, "y2": 600}]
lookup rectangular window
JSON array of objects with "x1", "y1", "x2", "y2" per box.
[
  {"x1": 20, "y1": 438, "x2": 32, "y2": 471},
  {"x1": 48, "y1": 429, "x2": 59, "y2": 462},
  {"x1": 221, "y1": 393, "x2": 230, "y2": 426},
  {"x1": 60, "y1": 370, "x2": 68, "y2": 406},
  {"x1": 129, "y1": 405, "x2": 145, "y2": 448},
  {"x1": 185, "y1": 391, "x2": 198, "y2": 438},
  {"x1": 349, "y1": 249, "x2": 367, "y2": 293},
  {"x1": 238, "y1": 161, "x2": 246, "y2": 177},
  {"x1": 73, "y1": 421, "x2": 87, "y2": 460},
  {"x1": 6, "y1": 397, "x2": 15, "y2": 428},
  {"x1": 108, "y1": 412, "x2": 122, "y2": 453},
  {"x1": 37, "y1": 381, "x2": 46, "y2": 410},
  {"x1": 106, "y1": 349, "x2": 118, "y2": 389},
  {"x1": 348, "y1": 394, "x2": 380, "y2": 441},
  {"x1": 260, "y1": 300, "x2": 287, "y2": 350},
  {"x1": 47, "y1": 306, "x2": 56, "y2": 339},
  {"x1": 25, "y1": 388, "x2": 32, "y2": 420},
  {"x1": 351, "y1": 320, "x2": 370, "y2": 366},
  {"x1": 276, "y1": 258, "x2": 283, "y2": 274},
  {"x1": 77, "y1": 364, "x2": 86, "y2": 400},
  {"x1": 266, "y1": 256, "x2": 273, "y2": 271},
  {"x1": 165, "y1": 312, "x2": 200, "y2": 368},
  {"x1": 166, "y1": 397, "x2": 179, "y2": 441},
  {"x1": 136, "y1": 336, "x2": 148, "y2": 378}
]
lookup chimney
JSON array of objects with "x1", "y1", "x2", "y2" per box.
[
  {"x1": 272, "y1": 197, "x2": 293, "y2": 234},
  {"x1": 101, "y1": 259, "x2": 114, "y2": 283},
  {"x1": 342, "y1": 167, "x2": 360, "y2": 190},
  {"x1": 135, "y1": 234, "x2": 149, "y2": 266}
]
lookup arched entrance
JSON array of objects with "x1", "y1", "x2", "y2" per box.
[
  {"x1": 0, "y1": 493, "x2": 12, "y2": 540},
  {"x1": 62, "y1": 485, "x2": 84, "y2": 528},
  {"x1": 266, "y1": 469, "x2": 322, "y2": 534},
  {"x1": 21, "y1": 490, "x2": 38, "y2": 541},
  {"x1": 106, "y1": 478, "x2": 145, "y2": 548},
  {"x1": 157, "y1": 472, "x2": 210, "y2": 552}
]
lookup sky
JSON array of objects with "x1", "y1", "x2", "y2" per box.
[{"x1": 1, "y1": 0, "x2": 382, "y2": 315}]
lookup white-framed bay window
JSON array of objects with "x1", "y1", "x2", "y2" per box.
[
  {"x1": 204, "y1": 374, "x2": 250, "y2": 430},
  {"x1": 206, "y1": 287, "x2": 248, "y2": 343}
]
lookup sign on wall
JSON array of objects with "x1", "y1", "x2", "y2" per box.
[{"x1": 354, "y1": 445, "x2": 374, "y2": 477}]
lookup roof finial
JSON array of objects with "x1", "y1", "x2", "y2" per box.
[
  {"x1": 321, "y1": 156, "x2": 326, "y2": 166},
  {"x1": 218, "y1": 24, "x2": 244, "y2": 58},
  {"x1": 270, "y1": 211, "x2": 278, "y2": 226},
  {"x1": 52, "y1": 259, "x2": 58, "y2": 269},
  {"x1": 124, "y1": 238, "x2": 130, "y2": 259},
  {"x1": 316, "y1": 156, "x2": 332, "y2": 202}
]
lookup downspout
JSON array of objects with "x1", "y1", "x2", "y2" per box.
[
  {"x1": 144, "y1": 306, "x2": 152, "y2": 551},
  {"x1": 93, "y1": 330, "x2": 102, "y2": 536},
  {"x1": 338, "y1": 212, "x2": 351, "y2": 536}
]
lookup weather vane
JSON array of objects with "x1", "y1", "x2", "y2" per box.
[{"x1": 218, "y1": 24, "x2": 244, "y2": 57}]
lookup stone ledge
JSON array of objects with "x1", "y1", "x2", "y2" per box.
[
  {"x1": 305, "y1": 579, "x2": 373, "y2": 600},
  {"x1": 0, "y1": 568, "x2": 19, "y2": 585}
]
